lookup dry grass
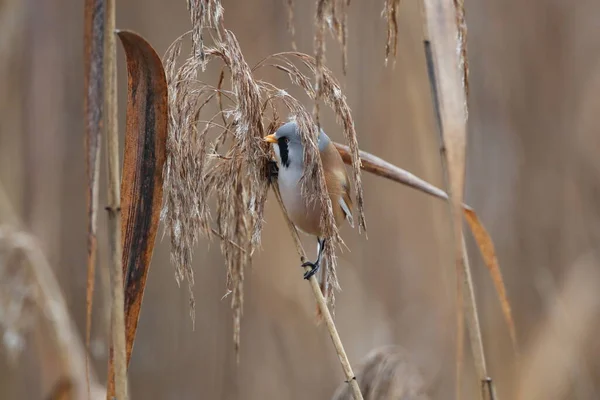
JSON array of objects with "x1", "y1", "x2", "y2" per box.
[
  {"x1": 162, "y1": 25, "x2": 273, "y2": 351},
  {"x1": 162, "y1": 34, "x2": 210, "y2": 326},
  {"x1": 331, "y1": 346, "x2": 430, "y2": 400},
  {"x1": 286, "y1": 0, "x2": 298, "y2": 51},
  {"x1": 384, "y1": 0, "x2": 401, "y2": 65},
  {"x1": 161, "y1": 0, "x2": 366, "y2": 354},
  {"x1": 285, "y1": 0, "x2": 401, "y2": 66},
  {"x1": 313, "y1": 0, "x2": 350, "y2": 75},
  {"x1": 452, "y1": 0, "x2": 469, "y2": 106}
]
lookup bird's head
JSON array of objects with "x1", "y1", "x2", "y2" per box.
[{"x1": 263, "y1": 121, "x2": 329, "y2": 169}]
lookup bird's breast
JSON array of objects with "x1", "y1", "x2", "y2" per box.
[{"x1": 277, "y1": 166, "x2": 343, "y2": 237}]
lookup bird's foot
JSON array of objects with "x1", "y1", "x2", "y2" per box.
[
  {"x1": 266, "y1": 160, "x2": 279, "y2": 182},
  {"x1": 301, "y1": 261, "x2": 320, "y2": 280}
]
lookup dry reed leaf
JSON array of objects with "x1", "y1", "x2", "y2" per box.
[
  {"x1": 464, "y1": 208, "x2": 518, "y2": 355},
  {"x1": 331, "y1": 345, "x2": 430, "y2": 400},
  {"x1": 384, "y1": 0, "x2": 400, "y2": 65},
  {"x1": 117, "y1": 30, "x2": 168, "y2": 367},
  {"x1": 83, "y1": 0, "x2": 104, "y2": 395}
]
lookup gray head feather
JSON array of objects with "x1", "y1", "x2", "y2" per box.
[
  {"x1": 274, "y1": 121, "x2": 331, "y2": 152},
  {"x1": 272, "y1": 121, "x2": 330, "y2": 170}
]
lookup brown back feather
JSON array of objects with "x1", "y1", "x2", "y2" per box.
[{"x1": 322, "y1": 141, "x2": 353, "y2": 225}]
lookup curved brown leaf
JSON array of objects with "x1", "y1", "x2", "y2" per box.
[
  {"x1": 117, "y1": 30, "x2": 168, "y2": 363},
  {"x1": 464, "y1": 208, "x2": 518, "y2": 355}
]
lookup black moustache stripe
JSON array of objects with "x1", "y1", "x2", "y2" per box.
[{"x1": 278, "y1": 137, "x2": 290, "y2": 168}]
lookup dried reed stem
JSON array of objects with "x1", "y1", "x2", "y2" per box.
[
  {"x1": 461, "y1": 237, "x2": 493, "y2": 400},
  {"x1": 423, "y1": 36, "x2": 465, "y2": 400},
  {"x1": 420, "y1": 1, "x2": 495, "y2": 398},
  {"x1": 104, "y1": 0, "x2": 128, "y2": 398},
  {"x1": 270, "y1": 182, "x2": 364, "y2": 400},
  {"x1": 424, "y1": 35, "x2": 465, "y2": 400}
]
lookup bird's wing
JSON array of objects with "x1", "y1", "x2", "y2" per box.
[{"x1": 322, "y1": 141, "x2": 354, "y2": 228}]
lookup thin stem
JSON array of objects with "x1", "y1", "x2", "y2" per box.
[
  {"x1": 104, "y1": 0, "x2": 128, "y2": 398},
  {"x1": 462, "y1": 237, "x2": 494, "y2": 400},
  {"x1": 424, "y1": 32, "x2": 466, "y2": 400},
  {"x1": 270, "y1": 182, "x2": 364, "y2": 400}
]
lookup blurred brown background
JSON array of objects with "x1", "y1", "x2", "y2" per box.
[{"x1": 2, "y1": 0, "x2": 600, "y2": 399}]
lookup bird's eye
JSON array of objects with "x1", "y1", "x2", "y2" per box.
[{"x1": 284, "y1": 137, "x2": 289, "y2": 144}]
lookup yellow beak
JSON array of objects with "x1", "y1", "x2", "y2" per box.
[{"x1": 263, "y1": 134, "x2": 277, "y2": 144}]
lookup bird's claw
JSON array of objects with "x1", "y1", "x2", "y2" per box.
[
  {"x1": 301, "y1": 261, "x2": 320, "y2": 280},
  {"x1": 266, "y1": 160, "x2": 279, "y2": 182}
]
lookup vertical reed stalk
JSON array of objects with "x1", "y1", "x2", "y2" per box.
[
  {"x1": 420, "y1": 0, "x2": 496, "y2": 398},
  {"x1": 84, "y1": 0, "x2": 105, "y2": 396},
  {"x1": 104, "y1": 0, "x2": 128, "y2": 398}
]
